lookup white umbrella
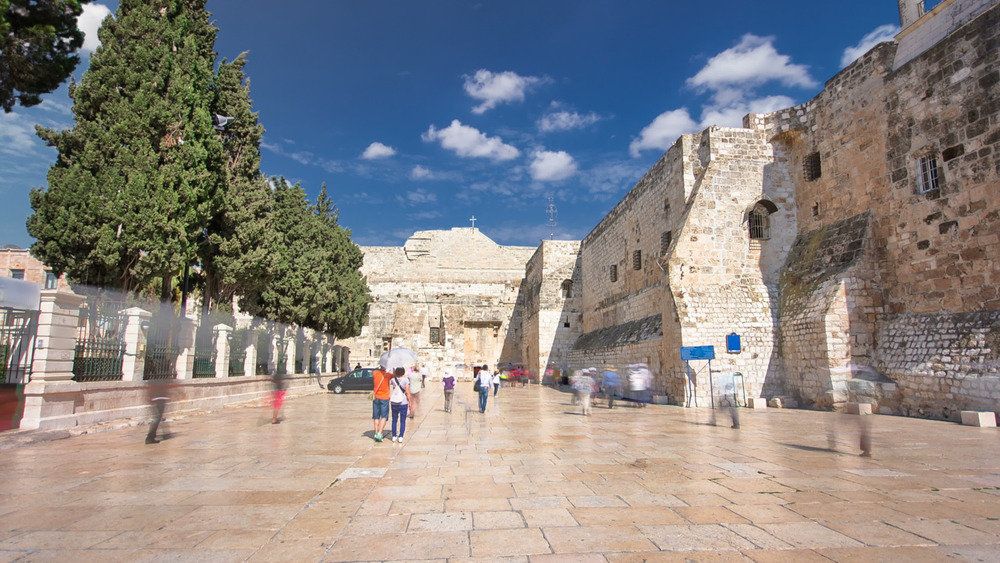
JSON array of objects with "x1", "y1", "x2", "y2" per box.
[{"x1": 379, "y1": 347, "x2": 417, "y2": 372}]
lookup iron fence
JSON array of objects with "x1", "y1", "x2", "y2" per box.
[
  {"x1": 72, "y1": 306, "x2": 126, "y2": 382},
  {"x1": 228, "y1": 329, "x2": 247, "y2": 376},
  {"x1": 143, "y1": 319, "x2": 178, "y2": 380},
  {"x1": 192, "y1": 327, "x2": 215, "y2": 378},
  {"x1": 255, "y1": 331, "x2": 270, "y2": 375},
  {"x1": 0, "y1": 307, "x2": 37, "y2": 384}
]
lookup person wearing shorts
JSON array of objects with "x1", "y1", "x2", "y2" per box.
[{"x1": 372, "y1": 368, "x2": 391, "y2": 442}]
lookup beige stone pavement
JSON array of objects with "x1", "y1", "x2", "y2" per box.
[{"x1": 0, "y1": 382, "x2": 999, "y2": 562}]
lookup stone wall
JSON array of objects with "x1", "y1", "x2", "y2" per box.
[
  {"x1": 742, "y1": 1, "x2": 1000, "y2": 418},
  {"x1": 519, "y1": 240, "x2": 582, "y2": 377},
  {"x1": 339, "y1": 228, "x2": 536, "y2": 378}
]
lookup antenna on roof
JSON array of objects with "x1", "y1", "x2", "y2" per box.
[{"x1": 546, "y1": 197, "x2": 558, "y2": 240}]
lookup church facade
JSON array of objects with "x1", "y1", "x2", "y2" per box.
[{"x1": 345, "y1": 0, "x2": 1000, "y2": 420}]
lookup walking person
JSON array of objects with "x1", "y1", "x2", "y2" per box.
[
  {"x1": 144, "y1": 379, "x2": 171, "y2": 444},
  {"x1": 477, "y1": 364, "x2": 492, "y2": 413},
  {"x1": 407, "y1": 367, "x2": 422, "y2": 418},
  {"x1": 270, "y1": 372, "x2": 287, "y2": 424},
  {"x1": 389, "y1": 367, "x2": 412, "y2": 442},
  {"x1": 442, "y1": 369, "x2": 456, "y2": 413},
  {"x1": 371, "y1": 366, "x2": 391, "y2": 442},
  {"x1": 601, "y1": 365, "x2": 622, "y2": 409},
  {"x1": 492, "y1": 367, "x2": 501, "y2": 397},
  {"x1": 576, "y1": 369, "x2": 595, "y2": 416}
]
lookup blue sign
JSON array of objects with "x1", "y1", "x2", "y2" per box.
[
  {"x1": 680, "y1": 345, "x2": 715, "y2": 361},
  {"x1": 727, "y1": 333, "x2": 741, "y2": 353}
]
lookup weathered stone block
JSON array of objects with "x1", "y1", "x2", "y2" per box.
[
  {"x1": 747, "y1": 397, "x2": 768, "y2": 409},
  {"x1": 845, "y1": 402, "x2": 873, "y2": 415},
  {"x1": 960, "y1": 410, "x2": 997, "y2": 427}
]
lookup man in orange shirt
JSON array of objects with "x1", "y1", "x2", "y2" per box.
[{"x1": 371, "y1": 367, "x2": 391, "y2": 442}]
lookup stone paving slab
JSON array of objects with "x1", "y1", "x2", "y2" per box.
[{"x1": 0, "y1": 384, "x2": 998, "y2": 561}]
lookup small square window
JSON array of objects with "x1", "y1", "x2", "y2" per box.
[
  {"x1": 609, "y1": 265, "x2": 618, "y2": 282},
  {"x1": 44, "y1": 271, "x2": 58, "y2": 289},
  {"x1": 917, "y1": 155, "x2": 940, "y2": 194},
  {"x1": 9, "y1": 269, "x2": 24, "y2": 280},
  {"x1": 429, "y1": 327, "x2": 441, "y2": 346},
  {"x1": 804, "y1": 151, "x2": 822, "y2": 181},
  {"x1": 633, "y1": 250, "x2": 642, "y2": 271}
]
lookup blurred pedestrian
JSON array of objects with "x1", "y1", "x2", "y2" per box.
[
  {"x1": 371, "y1": 365, "x2": 391, "y2": 442},
  {"x1": 477, "y1": 364, "x2": 492, "y2": 413},
  {"x1": 389, "y1": 367, "x2": 412, "y2": 442},
  {"x1": 601, "y1": 365, "x2": 621, "y2": 409},
  {"x1": 492, "y1": 367, "x2": 501, "y2": 397},
  {"x1": 442, "y1": 369, "x2": 456, "y2": 413},
  {"x1": 578, "y1": 369, "x2": 596, "y2": 415},
  {"x1": 145, "y1": 379, "x2": 172, "y2": 444},
  {"x1": 270, "y1": 372, "x2": 287, "y2": 424},
  {"x1": 408, "y1": 366, "x2": 422, "y2": 419}
]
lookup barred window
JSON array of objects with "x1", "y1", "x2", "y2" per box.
[
  {"x1": 661, "y1": 231, "x2": 672, "y2": 254},
  {"x1": 633, "y1": 250, "x2": 642, "y2": 271},
  {"x1": 609, "y1": 265, "x2": 618, "y2": 282},
  {"x1": 748, "y1": 207, "x2": 770, "y2": 240},
  {"x1": 429, "y1": 327, "x2": 441, "y2": 346},
  {"x1": 804, "y1": 151, "x2": 822, "y2": 181},
  {"x1": 917, "y1": 155, "x2": 940, "y2": 194}
]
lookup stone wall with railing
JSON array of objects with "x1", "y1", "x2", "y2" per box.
[{"x1": 18, "y1": 290, "x2": 345, "y2": 431}]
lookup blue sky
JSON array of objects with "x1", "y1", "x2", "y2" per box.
[{"x1": 0, "y1": 0, "x2": 904, "y2": 250}]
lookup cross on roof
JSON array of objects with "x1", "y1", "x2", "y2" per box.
[{"x1": 469, "y1": 216, "x2": 477, "y2": 228}]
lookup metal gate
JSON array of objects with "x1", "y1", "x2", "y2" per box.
[
  {"x1": 0, "y1": 277, "x2": 40, "y2": 386},
  {"x1": 73, "y1": 303, "x2": 126, "y2": 382},
  {"x1": 0, "y1": 307, "x2": 37, "y2": 385}
]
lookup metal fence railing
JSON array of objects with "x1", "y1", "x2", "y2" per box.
[
  {"x1": 228, "y1": 329, "x2": 247, "y2": 376},
  {"x1": 0, "y1": 307, "x2": 37, "y2": 385},
  {"x1": 73, "y1": 306, "x2": 125, "y2": 382}
]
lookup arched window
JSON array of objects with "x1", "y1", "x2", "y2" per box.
[
  {"x1": 746, "y1": 199, "x2": 778, "y2": 241},
  {"x1": 561, "y1": 279, "x2": 573, "y2": 298}
]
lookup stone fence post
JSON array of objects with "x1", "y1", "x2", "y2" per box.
[
  {"x1": 284, "y1": 335, "x2": 296, "y2": 374},
  {"x1": 213, "y1": 324, "x2": 232, "y2": 378},
  {"x1": 121, "y1": 307, "x2": 152, "y2": 381},
  {"x1": 243, "y1": 331, "x2": 257, "y2": 377},
  {"x1": 20, "y1": 290, "x2": 85, "y2": 430},
  {"x1": 175, "y1": 317, "x2": 197, "y2": 380}
]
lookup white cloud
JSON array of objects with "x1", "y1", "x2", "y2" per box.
[
  {"x1": 841, "y1": 24, "x2": 899, "y2": 68},
  {"x1": 529, "y1": 150, "x2": 577, "y2": 182},
  {"x1": 397, "y1": 188, "x2": 437, "y2": 206},
  {"x1": 422, "y1": 120, "x2": 520, "y2": 161},
  {"x1": 0, "y1": 112, "x2": 42, "y2": 156},
  {"x1": 463, "y1": 70, "x2": 545, "y2": 114},
  {"x1": 629, "y1": 109, "x2": 698, "y2": 157},
  {"x1": 687, "y1": 34, "x2": 817, "y2": 91},
  {"x1": 631, "y1": 35, "x2": 818, "y2": 157},
  {"x1": 537, "y1": 110, "x2": 602, "y2": 133},
  {"x1": 361, "y1": 141, "x2": 396, "y2": 160},
  {"x1": 79, "y1": 3, "x2": 113, "y2": 53},
  {"x1": 410, "y1": 165, "x2": 434, "y2": 180}
]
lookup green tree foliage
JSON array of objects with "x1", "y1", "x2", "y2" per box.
[
  {"x1": 200, "y1": 53, "x2": 273, "y2": 314},
  {"x1": 0, "y1": 0, "x2": 89, "y2": 112},
  {"x1": 27, "y1": 0, "x2": 223, "y2": 300},
  {"x1": 256, "y1": 180, "x2": 370, "y2": 336}
]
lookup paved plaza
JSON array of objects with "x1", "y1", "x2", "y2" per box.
[{"x1": 0, "y1": 382, "x2": 998, "y2": 562}]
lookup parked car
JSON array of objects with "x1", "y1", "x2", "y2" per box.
[{"x1": 327, "y1": 367, "x2": 377, "y2": 394}]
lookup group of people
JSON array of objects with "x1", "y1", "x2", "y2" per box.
[
  {"x1": 570, "y1": 364, "x2": 654, "y2": 416},
  {"x1": 370, "y1": 365, "x2": 427, "y2": 442}
]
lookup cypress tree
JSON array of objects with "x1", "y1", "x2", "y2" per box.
[
  {"x1": 0, "y1": 0, "x2": 90, "y2": 112},
  {"x1": 27, "y1": 0, "x2": 222, "y2": 300},
  {"x1": 200, "y1": 53, "x2": 272, "y2": 313}
]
